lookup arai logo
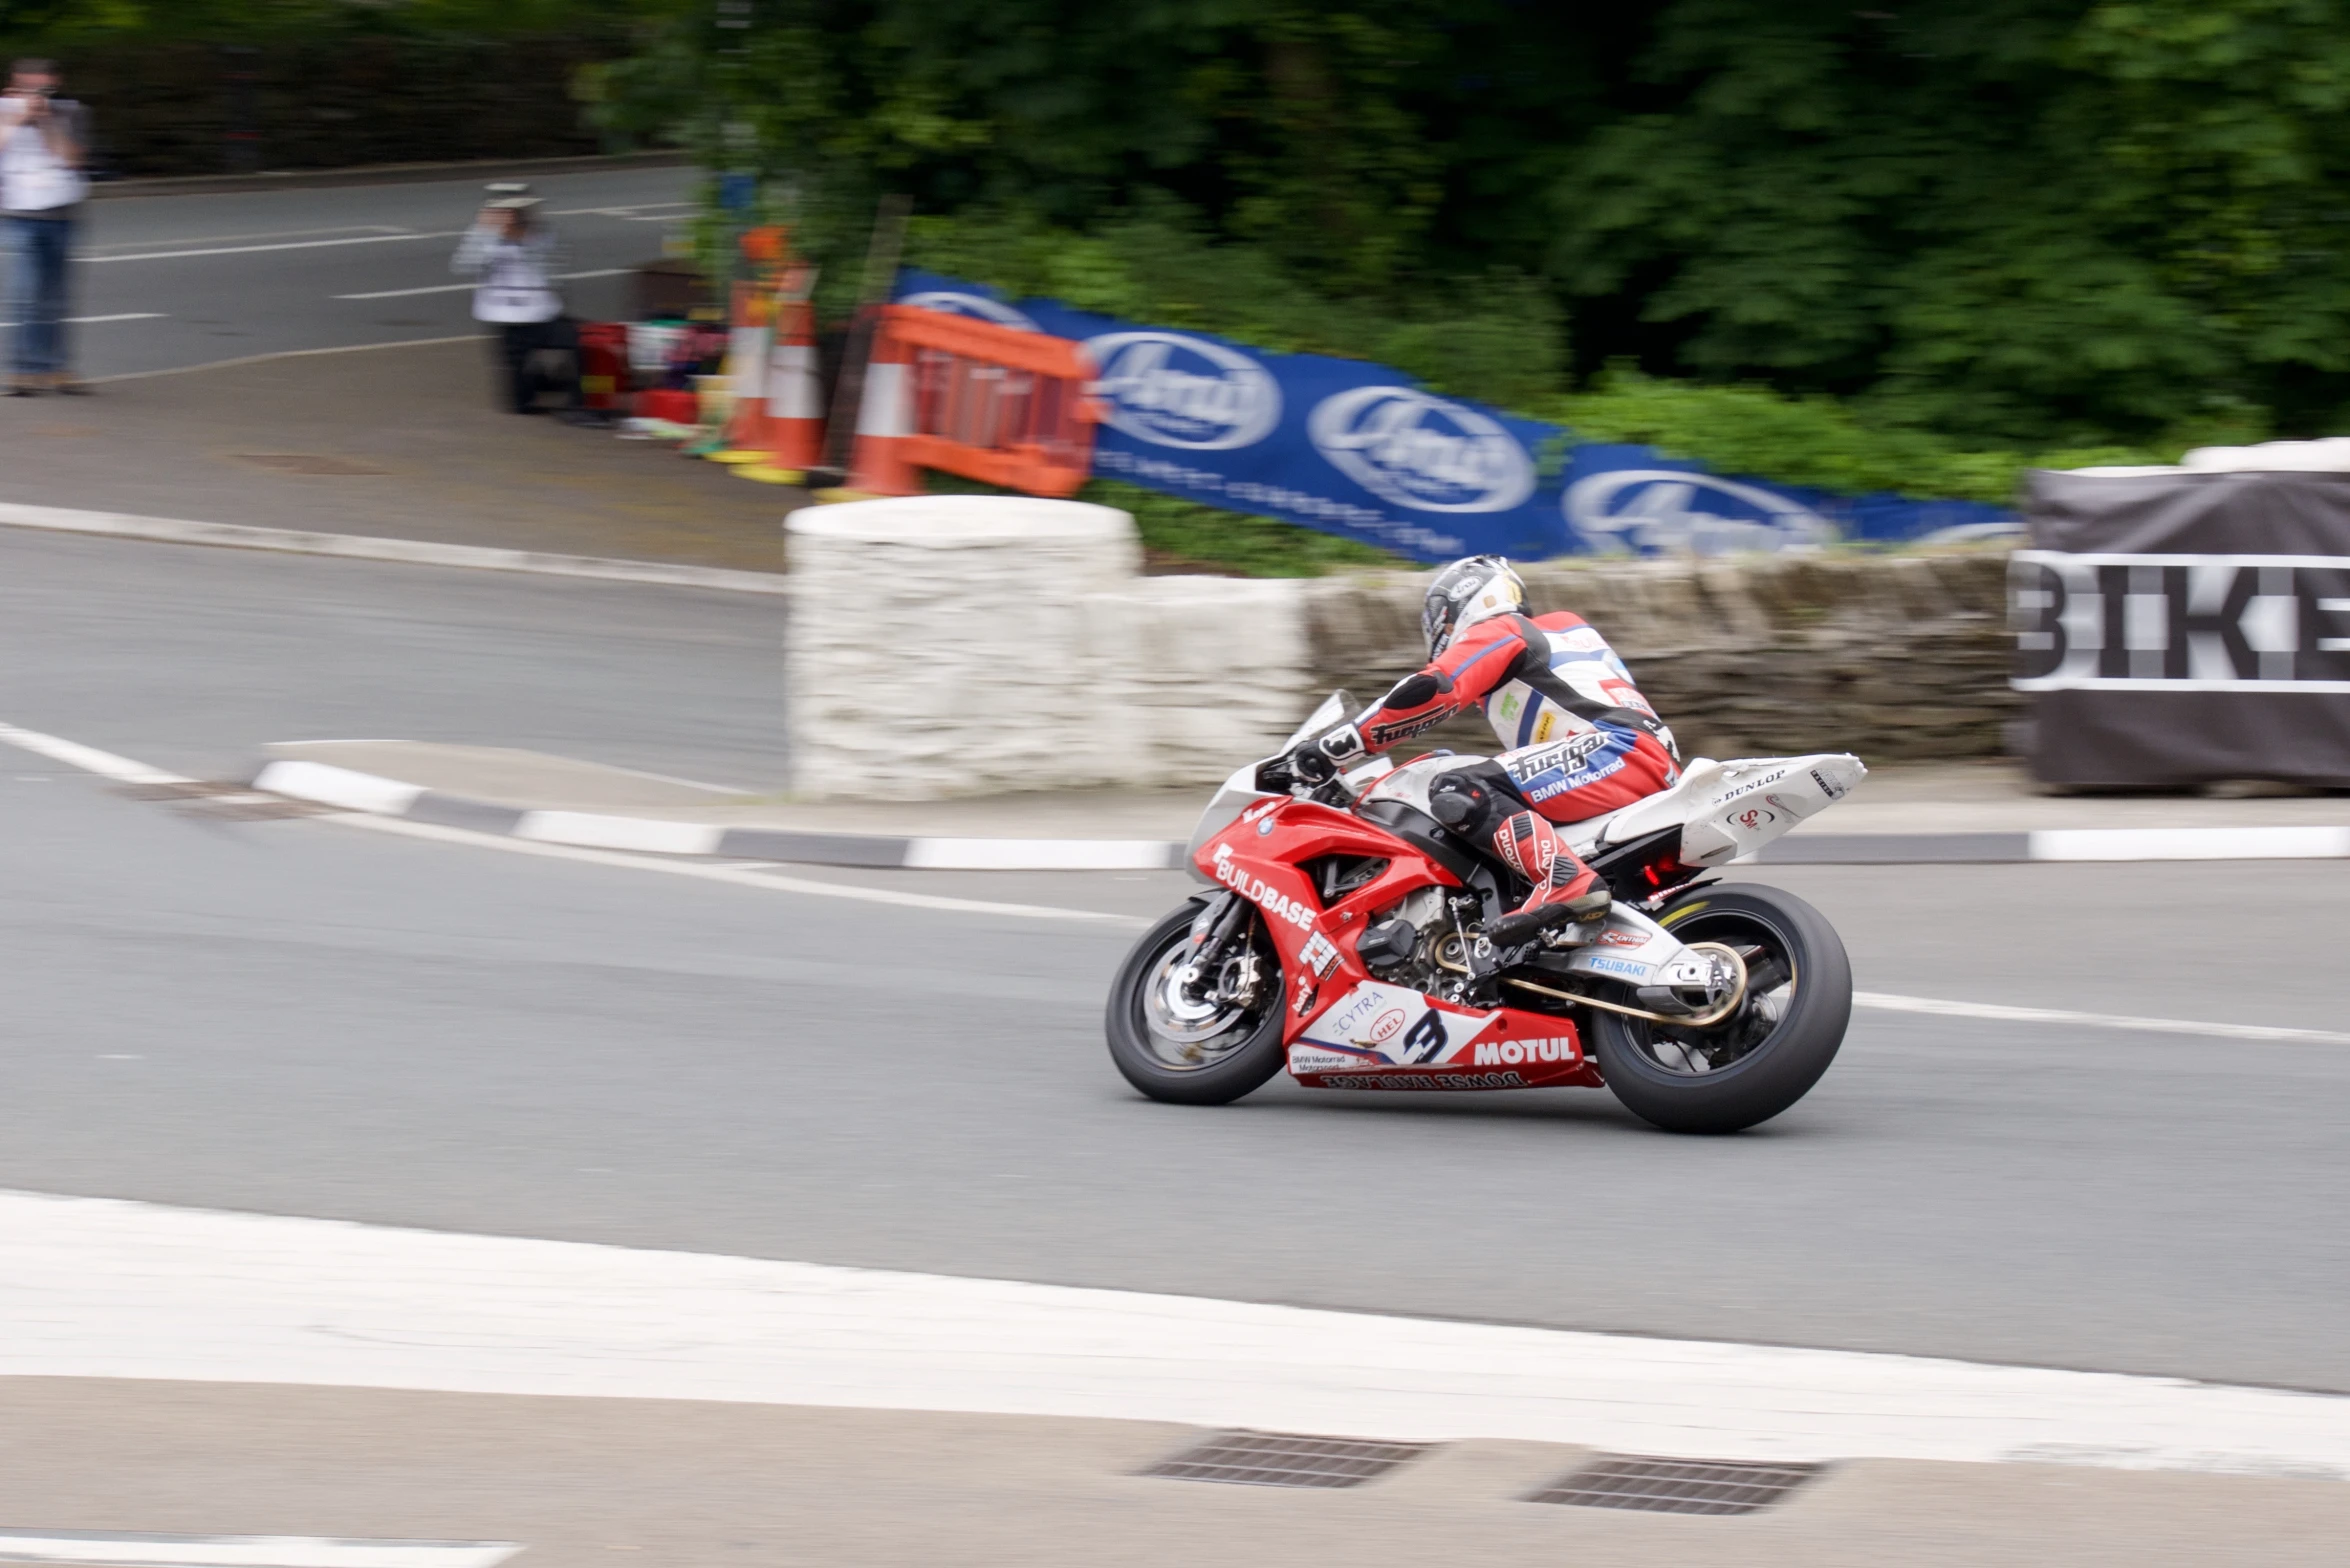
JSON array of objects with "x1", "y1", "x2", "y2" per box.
[
  {"x1": 1307, "y1": 386, "x2": 1536, "y2": 513},
  {"x1": 897, "y1": 291, "x2": 1040, "y2": 332},
  {"x1": 1564, "y1": 470, "x2": 1836, "y2": 555},
  {"x1": 1083, "y1": 331, "x2": 1281, "y2": 450}
]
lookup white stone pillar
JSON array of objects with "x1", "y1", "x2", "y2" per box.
[{"x1": 784, "y1": 494, "x2": 1143, "y2": 799}]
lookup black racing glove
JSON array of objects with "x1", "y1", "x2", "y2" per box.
[{"x1": 1289, "y1": 743, "x2": 1337, "y2": 785}]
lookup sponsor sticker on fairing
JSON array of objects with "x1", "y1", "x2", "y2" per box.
[
  {"x1": 1319, "y1": 1071, "x2": 1527, "y2": 1091},
  {"x1": 1209, "y1": 843, "x2": 1315, "y2": 930},
  {"x1": 1710, "y1": 768, "x2": 1790, "y2": 806},
  {"x1": 1302, "y1": 981, "x2": 1492, "y2": 1065},
  {"x1": 1471, "y1": 1036, "x2": 1578, "y2": 1067},
  {"x1": 1301, "y1": 932, "x2": 1340, "y2": 976},
  {"x1": 1288, "y1": 1045, "x2": 1367, "y2": 1075}
]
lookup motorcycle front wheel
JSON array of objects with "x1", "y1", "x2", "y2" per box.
[
  {"x1": 1105, "y1": 900, "x2": 1287, "y2": 1105},
  {"x1": 1590, "y1": 883, "x2": 1851, "y2": 1134}
]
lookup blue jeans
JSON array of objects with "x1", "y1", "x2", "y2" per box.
[{"x1": 8, "y1": 213, "x2": 73, "y2": 377}]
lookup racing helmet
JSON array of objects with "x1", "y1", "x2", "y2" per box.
[{"x1": 1422, "y1": 555, "x2": 1527, "y2": 657}]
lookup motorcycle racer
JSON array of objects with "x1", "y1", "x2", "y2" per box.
[{"x1": 1287, "y1": 556, "x2": 1681, "y2": 946}]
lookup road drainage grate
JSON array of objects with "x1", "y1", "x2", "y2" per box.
[
  {"x1": 1141, "y1": 1430, "x2": 1435, "y2": 1489},
  {"x1": 112, "y1": 779, "x2": 336, "y2": 821},
  {"x1": 1527, "y1": 1454, "x2": 1822, "y2": 1515}
]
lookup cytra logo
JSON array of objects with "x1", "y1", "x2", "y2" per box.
[
  {"x1": 1083, "y1": 331, "x2": 1282, "y2": 450},
  {"x1": 1564, "y1": 470, "x2": 1835, "y2": 555},
  {"x1": 897, "y1": 291, "x2": 1041, "y2": 332},
  {"x1": 1307, "y1": 386, "x2": 1537, "y2": 513}
]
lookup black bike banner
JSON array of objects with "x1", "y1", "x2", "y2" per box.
[{"x1": 2014, "y1": 468, "x2": 2350, "y2": 786}]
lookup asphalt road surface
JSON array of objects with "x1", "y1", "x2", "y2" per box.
[
  {"x1": 5, "y1": 531, "x2": 2348, "y2": 1396},
  {"x1": 65, "y1": 164, "x2": 693, "y2": 381}
]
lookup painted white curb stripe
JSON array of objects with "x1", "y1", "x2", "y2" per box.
[
  {"x1": 904, "y1": 837, "x2": 1177, "y2": 871},
  {"x1": 515, "y1": 810, "x2": 725, "y2": 855},
  {"x1": 2030, "y1": 825, "x2": 2350, "y2": 861},
  {"x1": 0, "y1": 501, "x2": 791, "y2": 595},
  {"x1": 0, "y1": 1531, "x2": 518, "y2": 1568},
  {"x1": 0, "y1": 1188, "x2": 2346, "y2": 1479},
  {"x1": 253, "y1": 759, "x2": 423, "y2": 816}
]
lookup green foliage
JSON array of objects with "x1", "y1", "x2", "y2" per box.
[
  {"x1": 921, "y1": 470, "x2": 1404, "y2": 577},
  {"x1": 1549, "y1": 368, "x2": 2164, "y2": 507},
  {"x1": 907, "y1": 207, "x2": 1565, "y2": 410},
  {"x1": 590, "y1": 0, "x2": 2350, "y2": 458},
  {"x1": 1088, "y1": 478, "x2": 1407, "y2": 577}
]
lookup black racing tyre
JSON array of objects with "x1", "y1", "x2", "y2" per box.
[
  {"x1": 1590, "y1": 883, "x2": 1851, "y2": 1134},
  {"x1": 1105, "y1": 900, "x2": 1287, "y2": 1106}
]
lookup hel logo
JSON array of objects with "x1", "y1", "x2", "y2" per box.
[
  {"x1": 1565, "y1": 469, "x2": 1834, "y2": 556},
  {"x1": 1084, "y1": 331, "x2": 1282, "y2": 450},
  {"x1": 898, "y1": 291, "x2": 1041, "y2": 332},
  {"x1": 1473, "y1": 1036, "x2": 1576, "y2": 1066},
  {"x1": 1307, "y1": 386, "x2": 1537, "y2": 513},
  {"x1": 1365, "y1": 1009, "x2": 1408, "y2": 1045}
]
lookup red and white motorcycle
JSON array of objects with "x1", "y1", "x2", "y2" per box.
[{"x1": 1106, "y1": 695, "x2": 1864, "y2": 1133}]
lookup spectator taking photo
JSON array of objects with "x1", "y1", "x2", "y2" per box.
[
  {"x1": 0, "y1": 57, "x2": 89, "y2": 396},
  {"x1": 451, "y1": 188, "x2": 580, "y2": 416}
]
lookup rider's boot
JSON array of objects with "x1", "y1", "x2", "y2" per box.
[{"x1": 1483, "y1": 810, "x2": 1611, "y2": 948}]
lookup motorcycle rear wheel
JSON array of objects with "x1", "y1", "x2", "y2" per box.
[
  {"x1": 1590, "y1": 884, "x2": 1850, "y2": 1134},
  {"x1": 1105, "y1": 900, "x2": 1287, "y2": 1106}
]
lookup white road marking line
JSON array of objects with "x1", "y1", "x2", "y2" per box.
[
  {"x1": 10, "y1": 716, "x2": 2347, "y2": 999},
  {"x1": 907, "y1": 837, "x2": 1179, "y2": 871},
  {"x1": 0, "y1": 311, "x2": 168, "y2": 326},
  {"x1": 1854, "y1": 991, "x2": 2350, "y2": 1045},
  {"x1": 0, "y1": 499, "x2": 789, "y2": 593},
  {"x1": 0, "y1": 717, "x2": 1134, "y2": 924},
  {"x1": 89, "y1": 336, "x2": 485, "y2": 384},
  {"x1": 1, "y1": 1186, "x2": 2346, "y2": 1478},
  {"x1": 333, "y1": 269, "x2": 628, "y2": 301},
  {"x1": 0, "y1": 1529, "x2": 519, "y2": 1568},
  {"x1": 88, "y1": 224, "x2": 409, "y2": 253},
  {"x1": 545, "y1": 202, "x2": 693, "y2": 218},
  {"x1": 89, "y1": 231, "x2": 465, "y2": 263},
  {"x1": 343, "y1": 814, "x2": 1144, "y2": 924},
  {"x1": 514, "y1": 809, "x2": 723, "y2": 855},
  {"x1": 0, "y1": 720, "x2": 189, "y2": 786}
]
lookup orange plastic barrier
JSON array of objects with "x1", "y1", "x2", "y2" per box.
[{"x1": 849, "y1": 304, "x2": 1099, "y2": 498}]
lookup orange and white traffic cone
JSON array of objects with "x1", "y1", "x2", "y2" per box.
[
  {"x1": 713, "y1": 281, "x2": 774, "y2": 459},
  {"x1": 764, "y1": 297, "x2": 825, "y2": 475},
  {"x1": 844, "y1": 314, "x2": 919, "y2": 497}
]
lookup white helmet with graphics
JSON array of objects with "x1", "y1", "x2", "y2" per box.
[{"x1": 1422, "y1": 555, "x2": 1527, "y2": 657}]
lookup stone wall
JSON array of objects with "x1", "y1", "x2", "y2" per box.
[
  {"x1": 786, "y1": 493, "x2": 2016, "y2": 799},
  {"x1": 1303, "y1": 550, "x2": 2016, "y2": 764}
]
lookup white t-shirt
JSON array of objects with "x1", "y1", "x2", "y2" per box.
[
  {"x1": 452, "y1": 222, "x2": 564, "y2": 324},
  {"x1": 0, "y1": 98, "x2": 87, "y2": 214}
]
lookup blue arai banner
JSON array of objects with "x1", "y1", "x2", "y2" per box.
[{"x1": 895, "y1": 270, "x2": 2016, "y2": 565}]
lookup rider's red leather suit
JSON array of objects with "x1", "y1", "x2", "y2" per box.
[{"x1": 1341, "y1": 611, "x2": 1681, "y2": 919}]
